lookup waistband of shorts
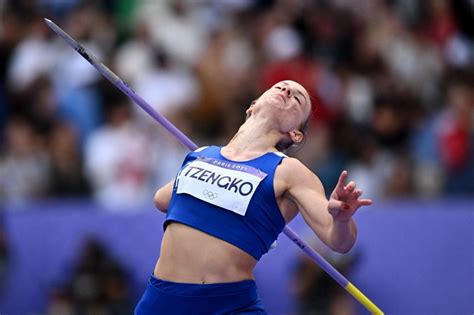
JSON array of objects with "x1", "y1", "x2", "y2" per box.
[{"x1": 149, "y1": 274, "x2": 257, "y2": 297}]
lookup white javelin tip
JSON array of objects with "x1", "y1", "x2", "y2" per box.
[
  {"x1": 43, "y1": 18, "x2": 56, "y2": 28},
  {"x1": 43, "y1": 18, "x2": 62, "y2": 34}
]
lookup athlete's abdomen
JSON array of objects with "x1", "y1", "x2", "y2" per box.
[{"x1": 154, "y1": 222, "x2": 257, "y2": 284}]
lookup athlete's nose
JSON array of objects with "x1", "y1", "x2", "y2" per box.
[{"x1": 281, "y1": 87, "x2": 292, "y2": 97}]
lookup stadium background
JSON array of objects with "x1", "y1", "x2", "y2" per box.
[{"x1": 0, "y1": 0, "x2": 473, "y2": 314}]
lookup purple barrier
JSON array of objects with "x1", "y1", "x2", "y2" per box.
[{"x1": 0, "y1": 199, "x2": 473, "y2": 315}]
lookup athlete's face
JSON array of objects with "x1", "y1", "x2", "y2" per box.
[{"x1": 247, "y1": 80, "x2": 311, "y2": 136}]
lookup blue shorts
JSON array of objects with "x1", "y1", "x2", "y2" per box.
[{"x1": 135, "y1": 275, "x2": 266, "y2": 315}]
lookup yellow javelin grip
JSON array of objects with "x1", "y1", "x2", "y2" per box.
[{"x1": 345, "y1": 282, "x2": 384, "y2": 314}]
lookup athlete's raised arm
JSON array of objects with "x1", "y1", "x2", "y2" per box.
[{"x1": 281, "y1": 158, "x2": 372, "y2": 253}]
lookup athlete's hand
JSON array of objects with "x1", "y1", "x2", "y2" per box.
[{"x1": 328, "y1": 170, "x2": 373, "y2": 222}]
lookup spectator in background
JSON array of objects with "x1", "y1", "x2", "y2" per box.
[
  {"x1": 6, "y1": 15, "x2": 56, "y2": 92},
  {"x1": 193, "y1": 26, "x2": 255, "y2": 140},
  {"x1": 292, "y1": 240, "x2": 357, "y2": 315},
  {"x1": 345, "y1": 130, "x2": 389, "y2": 200},
  {"x1": 24, "y1": 76, "x2": 58, "y2": 135},
  {"x1": 46, "y1": 239, "x2": 134, "y2": 315},
  {"x1": 436, "y1": 74, "x2": 474, "y2": 194},
  {"x1": 133, "y1": 47, "x2": 199, "y2": 124},
  {"x1": 47, "y1": 121, "x2": 91, "y2": 197},
  {"x1": 137, "y1": 0, "x2": 209, "y2": 67},
  {"x1": 450, "y1": 1, "x2": 474, "y2": 65},
  {"x1": 0, "y1": 117, "x2": 50, "y2": 204},
  {"x1": 114, "y1": 21, "x2": 156, "y2": 86},
  {"x1": 84, "y1": 93, "x2": 154, "y2": 210}
]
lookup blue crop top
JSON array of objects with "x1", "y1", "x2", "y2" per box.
[{"x1": 164, "y1": 146, "x2": 287, "y2": 260}]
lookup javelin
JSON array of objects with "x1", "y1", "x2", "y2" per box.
[{"x1": 44, "y1": 18, "x2": 383, "y2": 314}]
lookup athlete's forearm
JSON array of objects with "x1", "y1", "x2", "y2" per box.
[{"x1": 327, "y1": 218, "x2": 357, "y2": 253}]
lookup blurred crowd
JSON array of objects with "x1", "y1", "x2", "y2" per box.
[
  {"x1": 46, "y1": 239, "x2": 134, "y2": 315},
  {"x1": 292, "y1": 239, "x2": 358, "y2": 315},
  {"x1": 1, "y1": 0, "x2": 473, "y2": 209}
]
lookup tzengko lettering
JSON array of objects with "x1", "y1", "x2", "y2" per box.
[
  {"x1": 182, "y1": 165, "x2": 255, "y2": 196},
  {"x1": 176, "y1": 157, "x2": 267, "y2": 216}
]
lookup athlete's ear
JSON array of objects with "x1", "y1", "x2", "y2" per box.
[
  {"x1": 245, "y1": 101, "x2": 256, "y2": 117},
  {"x1": 289, "y1": 129, "x2": 304, "y2": 144}
]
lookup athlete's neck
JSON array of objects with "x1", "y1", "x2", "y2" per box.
[{"x1": 223, "y1": 117, "x2": 281, "y2": 158}]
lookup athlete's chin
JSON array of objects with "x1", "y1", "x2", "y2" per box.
[
  {"x1": 262, "y1": 95, "x2": 284, "y2": 107},
  {"x1": 266, "y1": 98, "x2": 283, "y2": 107}
]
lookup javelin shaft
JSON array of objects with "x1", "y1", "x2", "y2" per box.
[
  {"x1": 44, "y1": 18, "x2": 383, "y2": 314},
  {"x1": 44, "y1": 19, "x2": 196, "y2": 151}
]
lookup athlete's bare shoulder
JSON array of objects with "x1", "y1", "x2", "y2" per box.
[
  {"x1": 275, "y1": 156, "x2": 313, "y2": 183},
  {"x1": 275, "y1": 156, "x2": 324, "y2": 192},
  {"x1": 278, "y1": 156, "x2": 306, "y2": 172}
]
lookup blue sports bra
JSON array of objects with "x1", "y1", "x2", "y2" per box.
[{"x1": 164, "y1": 146, "x2": 286, "y2": 260}]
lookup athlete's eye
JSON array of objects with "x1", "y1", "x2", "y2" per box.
[
  {"x1": 275, "y1": 86, "x2": 282, "y2": 90},
  {"x1": 294, "y1": 96, "x2": 301, "y2": 105}
]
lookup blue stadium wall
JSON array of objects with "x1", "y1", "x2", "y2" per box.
[{"x1": 0, "y1": 199, "x2": 473, "y2": 315}]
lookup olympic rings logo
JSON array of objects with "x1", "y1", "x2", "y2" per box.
[{"x1": 203, "y1": 190, "x2": 218, "y2": 200}]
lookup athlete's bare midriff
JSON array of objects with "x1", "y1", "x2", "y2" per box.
[{"x1": 154, "y1": 222, "x2": 257, "y2": 284}]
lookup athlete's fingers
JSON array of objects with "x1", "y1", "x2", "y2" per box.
[
  {"x1": 334, "y1": 171, "x2": 349, "y2": 195},
  {"x1": 336, "y1": 170, "x2": 348, "y2": 188},
  {"x1": 345, "y1": 181, "x2": 356, "y2": 192},
  {"x1": 358, "y1": 199, "x2": 373, "y2": 206},
  {"x1": 353, "y1": 189, "x2": 363, "y2": 197}
]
